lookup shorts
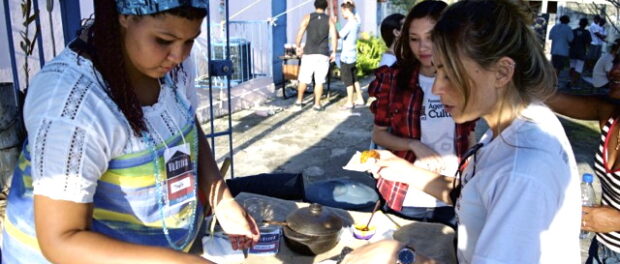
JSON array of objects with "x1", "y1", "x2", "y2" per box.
[
  {"x1": 570, "y1": 59, "x2": 585, "y2": 73},
  {"x1": 340, "y1": 61, "x2": 358, "y2": 87},
  {"x1": 298, "y1": 54, "x2": 330, "y2": 84},
  {"x1": 589, "y1": 45, "x2": 603, "y2": 61},
  {"x1": 551, "y1": 55, "x2": 569, "y2": 72}
]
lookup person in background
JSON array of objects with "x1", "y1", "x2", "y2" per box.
[
  {"x1": 547, "y1": 42, "x2": 620, "y2": 264},
  {"x1": 294, "y1": 0, "x2": 338, "y2": 111},
  {"x1": 343, "y1": 0, "x2": 581, "y2": 263},
  {"x1": 368, "y1": 12, "x2": 404, "y2": 99},
  {"x1": 341, "y1": 0, "x2": 360, "y2": 20},
  {"x1": 368, "y1": 13, "x2": 405, "y2": 150},
  {"x1": 549, "y1": 15, "x2": 574, "y2": 78},
  {"x1": 592, "y1": 38, "x2": 620, "y2": 91},
  {"x1": 1, "y1": 0, "x2": 259, "y2": 263},
  {"x1": 569, "y1": 18, "x2": 591, "y2": 88},
  {"x1": 339, "y1": 2, "x2": 364, "y2": 109},
  {"x1": 368, "y1": 0, "x2": 475, "y2": 228},
  {"x1": 378, "y1": 13, "x2": 405, "y2": 67},
  {"x1": 587, "y1": 15, "x2": 607, "y2": 74}
]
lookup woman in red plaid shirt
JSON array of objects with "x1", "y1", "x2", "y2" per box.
[{"x1": 368, "y1": 0, "x2": 475, "y2": 228}]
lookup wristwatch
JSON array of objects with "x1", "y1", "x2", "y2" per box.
[{"x1": 396, "y1": 246, "x2": 416, "y2": 264}]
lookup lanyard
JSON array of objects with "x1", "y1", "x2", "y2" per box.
[
  {"x1": 141, "y1": 78, "x2": 198, "y2": 250},
  {"x1": 450, "y1": 143, "x2": 484, "y2": 205}
]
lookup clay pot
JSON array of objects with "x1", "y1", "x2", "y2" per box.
[{"x1": 282, "y1": 203, "x2": 343, "y2": 255}]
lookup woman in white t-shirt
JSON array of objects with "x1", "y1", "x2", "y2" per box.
[
  {"x1": 343, "y1": 0, "x2": 581, "y2": 263},
  {"x1": 2, "y1": 1, "x2": 259, "y2": 263}
]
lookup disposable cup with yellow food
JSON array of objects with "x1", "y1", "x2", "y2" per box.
[{"x1": 351, "y1": 223, "x2": 376, "y2": 240}]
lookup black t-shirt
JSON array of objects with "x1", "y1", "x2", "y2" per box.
[
  {"x1": 570, "y1": 28, "x2": 592, "y2": 60},
  {"x1": 303, "y1": 12, "x2": 330, "y2": 56}
]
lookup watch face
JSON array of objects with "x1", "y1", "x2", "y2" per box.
[{"x1": 398, "y1": 247, "x2": 415, "y2": 264}]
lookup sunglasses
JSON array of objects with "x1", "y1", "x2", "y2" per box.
[{"x1": 449, "y1": 143, "x2": 484, "y2": 204}]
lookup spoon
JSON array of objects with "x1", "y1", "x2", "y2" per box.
[{"x1": 362, "y1": 200, "x2": 382, "y2": 231}]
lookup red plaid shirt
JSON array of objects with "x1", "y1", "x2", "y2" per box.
[{"x1": 369, "y1": 65, "x2": 476, "y2": 211}]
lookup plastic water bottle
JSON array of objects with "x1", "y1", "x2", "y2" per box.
[{"x1": 580, "y1": 173, "x2": 596, "y2": 240}]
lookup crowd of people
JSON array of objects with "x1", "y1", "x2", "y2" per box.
[
  {"x1": 549, "y1": 14, "x2": 612, "y2": 90},
  {"x1": 2, "y1": 0, "x2": 620, "y2": 263}
]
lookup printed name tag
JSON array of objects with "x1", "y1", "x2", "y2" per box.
[{"x1": 164, "y1": 143, "x2": 196, "y2": 206}]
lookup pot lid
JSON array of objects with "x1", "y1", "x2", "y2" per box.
[{"x1": 286, "y1": 203, "x2": 343, "y2": 236}]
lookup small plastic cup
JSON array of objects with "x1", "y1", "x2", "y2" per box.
[{"x1": 352, "y1": 224, "x2": 376, "y2": 240}]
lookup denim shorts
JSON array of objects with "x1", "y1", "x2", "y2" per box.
[{"x1": 587, "y1": 237, "x2": 620, "y2": 264}]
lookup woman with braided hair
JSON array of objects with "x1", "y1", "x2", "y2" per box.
[{"x1": 2, "y1": 0, "x2": 259, "y2": 263}]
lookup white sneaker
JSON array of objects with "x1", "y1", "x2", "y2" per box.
[{"x1": 293, "y1": 102, "x2": 303, "y2": 111}]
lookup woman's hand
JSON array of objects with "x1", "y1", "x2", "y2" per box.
[
  {"x1": 369, "y1": 150, "x2": 415, "y2": 183},
  {"x1": 582, "y1": 205, "x2": 620, "y2": 233},
  {"x1": 340, "y1": 240, "x2": 435, "y2": 264},
  {"x1": 340, "y1": 240, "x2": 400, "y2": 264},
  {"x1": 370, "y1": 150, "x2": 453, "y2": 204},
  {"x1": 408, "y1": 140, "x2": 445, "y2": 174},
  {"x1": 214, "y1": 199, "x2": 260, "y2": 250}
]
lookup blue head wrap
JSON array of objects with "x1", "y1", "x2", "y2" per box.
[{"x1": 116, "y1": 0, "x2": 208, "y2": 15}]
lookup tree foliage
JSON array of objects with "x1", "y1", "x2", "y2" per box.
[
  {"x1": 388, "y1": 0, "x2": 417, "y2": 13},
  {"x1": 587, "y1": 1, "x2": 619, "y2": 35}
]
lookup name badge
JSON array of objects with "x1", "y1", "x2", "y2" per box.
[{"x1": 164, "y1": 143, "x2": 196, "y2": 206}]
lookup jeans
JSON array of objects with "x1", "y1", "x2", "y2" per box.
[
  {"x1": 383, "y1": 204, "x2": 456, "y2": 229},
  {"x1": 226, "y1": 173, "x2": 306, "y2": 200},
  {"x1": 226, "y1": 174, "x2": 379, "y2": 211},
  {"x1": 587, "y1": 237, "x2": 620, "y2": 264}
]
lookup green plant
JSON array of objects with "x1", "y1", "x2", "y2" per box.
[
  {"x1": 355, "y1": 33, "x2": 387, "y2": 77},
  {"x1": 19, "y1": 0, "x2": 39, "y2": 88}
]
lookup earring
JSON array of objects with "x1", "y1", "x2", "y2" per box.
[{"x1": 504, "y1": 61, "x2": 515, "y2": 68}]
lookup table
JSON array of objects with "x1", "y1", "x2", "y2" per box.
[{"x1": 198, "y1": 192, "x2": 456, "y2": 264}]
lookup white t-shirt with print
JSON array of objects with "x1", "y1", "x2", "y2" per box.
[
  {"x1": 25, "y1": 47, "x2": 198, "y2": 203},
  {"x1": 403, "y1": 74, "x2": 456, "y2": 208},
  {"x1": 455, "y1": 103, "x2": 581, "y2": 264}
]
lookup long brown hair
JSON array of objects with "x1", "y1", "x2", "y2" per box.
[
  {"x1": 432, "y1": 0, "x2": 555, "y2": 113},
  {"x1": 91, "y1": 0, "x2": 206, "y2": 135},
  {"x1": 393, "y1": 0, "x2": 446, "y2": 91}
]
